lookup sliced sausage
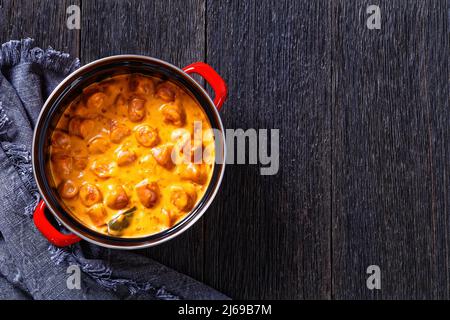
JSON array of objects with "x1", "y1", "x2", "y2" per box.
[
  {"x1": 151, "y1": 144, "x2": 174, "y2": 168},
  {"x1": 87, "y1": 92, "x2": 107, "y2": 112},
  {"x1": 86, "y1": 203, "x2": 107, "y2": 227},
  {"x1": 110, "y1": 120, "x2": 131, "y2": 143},
  {"x1": 51, "y1": 131, "x2": 71, "y2": 151},
  {"x1": 170, "y1": 185, "x2": 197, "y2": 212},
  {"x1": 87, "y1": 136, "x2": 110, "y2": 154},
  {"x1": 90, "y1": 160, "x2": 116, "y2": 179},
  {"x1": 159, "y1": 207, "x2": 174, "y2": 227},
  {"x1": 136, "y1": 180, "x2": 159, "y2": 208},
  {"x1": 161, "y1": 207, "x2": 185, "y2": 227},
  {"x1": 72, "y1": 155, "x2": 88, "y2": 170},
  {"x1": 128, "y1": 97, "x2": 146, "y2": 122},
  {"x1": 129, "y1": 75, "x2": 155, "y2": 95},
  {"x1": 116, "y1": 148, "x2": 137, "y2": 166},
  {"x1": 69, "y1": 137, "x2": 89, "y2": 170},
  {"x1": 180, "y1": 163, "x2": 207, "y2": 184},
  {"x1": 79, "y1": 183, "x2": 103, "y2": 207},
  {"x1": 135, "y1": 125, "x2": 159, "y2": 147},
  {"x1": 114, "y1": 94, "x2": 128, "y2": 115},
  {"x1": 68, "y1": 117, "x2": 96, "y2": 139},
  {"x1": 51, "y1": 154, "x2": 73, "y2": 178},
  {"x1": 171, "y1": 128, "x2": 190, "y2": 142},
  {"x1": 160, "y1": 102, "x2": 185, "y2": 127},
  {"x1": 156, "y1": 82, "x2": 177, "y2": 102},
  {"x1": 105, "y1": 185, "x2": 129, "y2": 210},
  {"x1": 57, "y1": 180, "x2": 79, "y2": 199}
]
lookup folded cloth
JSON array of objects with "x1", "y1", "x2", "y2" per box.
[{"x1": 0, "y1": 38, "x2": 228, "y2": 300}]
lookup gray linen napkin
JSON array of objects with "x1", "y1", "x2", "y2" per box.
[{"x1": 0, "y1": 38, "x2": 228, "y2": 300}]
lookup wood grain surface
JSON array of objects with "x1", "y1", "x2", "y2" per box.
[
  {"x1": 331, "y1": 0, "x2": 449, "y2": 299},
  {"x1": 0, "y1": 0, "x2": 449, "y2": 299},
  {"x1": 205, "y1": 0, "x2": 332, "y2": 299},
  {"x1": 0, "y1": 0, "x2": 80, "y2": 56}
]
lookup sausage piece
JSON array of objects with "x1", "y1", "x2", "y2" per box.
[
  {"x1": 157, "y1": 208, "x2": 172, "y2": 228},
  {"x1": 51, "y1": 131, "x2": 71, "y2": 151},
  {"x1": 160, "y1": 207, "x2": 177, "y2": 227},
  {"x1": 51, "y1": 154, "x2": 73, "y2": 178},
  {"x1": 68, "y1": 117, "x2": 83, "y2": 137},
  {"x1": 171, "y1": 128, "x2": 190, "y2": 142},
  {"x1": 114, "y1": 94, "x2": 128, "y2": 116},
  {"x1": 90, "y1": 160, "x2": 116, "y2": 179},
  {"x1": 170, "y1": 185, "x2": 197, "y2": 212},
  {"x1": 79, "y1": 183, "x2": 103, "y2": 207},
  {"x1": 86, "y1": 203, "x2": 107, "y2": 227},
  {"x1": 135, "y1": 125, "x2": 159, "y2": 147},
  {"x1": 130, "y1": 75, "x2": 155, "y2": 96},
  {"x1": 87, "y1": 136, "x2": 110, "y2": 154},
  {"x1": 87, "y1": 92, "x2": 107, "y2": 112},
  {"x1": 105, "y1": 185, "x2": 129, "y2": 210},
  {"x1": 151, "y1": 144, "x2": 174, "y2": 168},
  {"x1": 110, "y1": 120, "x2": 131, "y2": 143},
  {"x1": 128, "y1": 97, "x2": 146, "y2": 122},
  {"x1": 156, "y1": 82, "x2": 177, "y2": 102},
  {"x1": 116, "y1": 148, "x2": 137, "y2": 166},
  {"x1": 57, "y1": 180, "x2": 79, "y2": 199},
  {"x1": 73, "y1": 155, "x2": 88, "y2": 170},
  {"x1": 180, "y1": 163, "x2": 208, "y2": 184},
  {"x1": 68, "y1": 117, "x2": 96, "y2": 139},
  {"x1": 160, "y1": 102, "x2": 185, "y2": 127},
  {"x1": 69, "y1": 137, "x2": 89, "y2": 170},
  {"x1": 136, "y1": 180, "x2": 159, "y2": 208}
]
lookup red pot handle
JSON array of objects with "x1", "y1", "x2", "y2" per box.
[
  {"x1": 183, "y1": 62, "x2": 227, "y2": 110},
  {"x1": 33, "y1": 200, "x2": 81, "y2": 247}
]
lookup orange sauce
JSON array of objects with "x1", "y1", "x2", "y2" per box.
[{"x1": 48, "y1": 74, "x2": 215, "y2": 237}]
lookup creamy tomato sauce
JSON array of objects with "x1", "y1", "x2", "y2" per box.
[{"x1": 48, "y1": 74, "x2": 215, "y2": 237}]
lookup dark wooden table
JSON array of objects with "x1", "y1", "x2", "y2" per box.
[{"x1": 1, "y1": 0, "x2": 449, "y2": 299}]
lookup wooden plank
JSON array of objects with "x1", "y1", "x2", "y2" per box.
[
  {"x1": 0, "y1": 0, "x2": 80, "y2": 57},
  {"x1": 2, "y1": 0, "x2": 448, "y2": 300},
  {"x1": 205, "y1": 0, "x2": 332, "y2": 299},
  {"x1": 81, "y1": 0, "x2": 206, "y2": 281},
  {"x1": 80, "y1": 0, "x2": 205, "y2": 65},
  {"x1": 332, "y1": 0, "x2": 450, "y2": 299}
]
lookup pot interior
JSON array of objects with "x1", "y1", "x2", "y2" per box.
[{"x1": 34, "y1": 56, "x2": 225, "y2": 248}]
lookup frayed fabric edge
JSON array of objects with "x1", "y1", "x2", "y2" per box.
[
  {"x1": 48, "y1": 245, "x2": 180, "y2": 300},
  {"x1": 0, "y1": 102, "x2": 14, "y2": 140},
  {"x1": 0, "y1": 104, "x2": 39, "y2": 203},
  {"x1": 0, "y1": 38, "x2": 80, "y2": 76}
]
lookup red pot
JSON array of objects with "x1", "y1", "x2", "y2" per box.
[{"x1": 32, "y1": 55, "x2": 227, "y2": 249}]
